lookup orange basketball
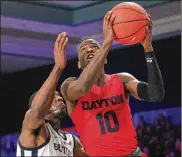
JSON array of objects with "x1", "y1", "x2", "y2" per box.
[{"x1": 111, "y1": 2, "x2": 150, "y2": 45}]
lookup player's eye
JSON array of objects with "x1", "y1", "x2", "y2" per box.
[
  {"x1": 81, "y1": 48, "x2": 86, "y2": 52},
  {"x1": 93, "y1": 46, "x2": 99, "y2": 50}
]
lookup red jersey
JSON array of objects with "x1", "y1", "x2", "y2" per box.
[{"x1": 71, "y1": 74, "x2": 138, "y2": 156}]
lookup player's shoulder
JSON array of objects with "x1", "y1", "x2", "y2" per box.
[
  {"x1": 117, "y1": 72, "x2": 137, "y2": 83},
  {"x1": 61, "y1": 77, "x2": 77, "y2": 89},
  {"x1": 117, "y1": 72, "x2": 134, "y2": 77},
  {"x1": 61, "y1": 77, "x2": 78, "y2": 93},
  {"x1": 62, "y1": 77, "x2": 78, "y2": 86},
  {"x1": 71, "y1": 134, "x2": 83, "y2": 147},
  {"x1": 61, "y1": 78, "x2": 79, "y2": 104}
]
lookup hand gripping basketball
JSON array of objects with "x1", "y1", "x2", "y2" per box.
[
  {"x1": 103, "y1": 11, "x2": 116, "y2": 44},
  {"x1": 54, "y1": 32, "x2": 68, "y2": 70},
  {"x1": 140, "y1": 18, "x2": 153, "y2": 52}
]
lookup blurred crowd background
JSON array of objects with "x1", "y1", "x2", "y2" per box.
[
  {"x1": 1, "y1": 1, "x2": 181, "y2": 157},
  {"x1": 137, "y1": 114, "x2": 181, "y2": 157}
]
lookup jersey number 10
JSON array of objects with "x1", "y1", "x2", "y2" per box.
[{"x1": 96, "y1": 110, "x2": 119, "y2": 134}]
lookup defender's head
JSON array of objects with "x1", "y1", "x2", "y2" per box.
[
  {"x1": 77, "y1": 38, "x2": 107, "y2": 69},
  {"x1": 28, "y1": 91, "x2": 67, "y2": 121}
]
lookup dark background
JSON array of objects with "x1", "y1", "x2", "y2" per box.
[{"x1": 0, "y1": 35, "x2": 181, "y2": 134}]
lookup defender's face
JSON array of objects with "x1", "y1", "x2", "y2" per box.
[
  {"x1": 48, "y1": 92, "x2": 66, "y2": 119},
  {"x1": 78, "y1": 39, "x2": 101, "y2": 69}
]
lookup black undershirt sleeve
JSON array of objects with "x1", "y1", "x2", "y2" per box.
[{"x1": 137, "y1": 51, "x2": 165, "y2": 102}]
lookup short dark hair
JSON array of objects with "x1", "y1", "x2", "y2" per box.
[{"x1": 28, "y1": 92, "x2": 37, "y2": 108}]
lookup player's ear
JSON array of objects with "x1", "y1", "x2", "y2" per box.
[{"x1": 77, "y1": 61, "x2": 81, "y2": 69}]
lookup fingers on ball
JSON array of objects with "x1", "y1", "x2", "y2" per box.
[
  {"x1": 109, "y1": 14, "x2": 116, "y2": 26},
  {"x1": 107, "y1": 11, "x2": 113, "y2": 24},
  {"x1": 104, "y1": 11, "x2": 112, "y2": 25},
  {"x1": 104, "y1": 11, "x2": 111, "y2": 20}
]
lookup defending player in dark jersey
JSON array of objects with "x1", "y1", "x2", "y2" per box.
[
  {"x1": 61, "y1": 11, "x2": 164, "y2": 156},
  {"x1": 16, "y1": 33, "x2": 87, "y2": 157}
]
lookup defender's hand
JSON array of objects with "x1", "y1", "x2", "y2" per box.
[
  {"x1": 54, "y1": 32, "x2": 68, "y2": 69},
  {"x1": 103, "y1": 11, "x2": 116, "y2": 45},
  {"x1": 141, "y1": 16, "x2": 153, "y2": 52}
]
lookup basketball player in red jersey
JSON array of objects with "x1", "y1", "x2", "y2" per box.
[{"x1": 61, "y1": 11, "x2": 164, "y2": 156}]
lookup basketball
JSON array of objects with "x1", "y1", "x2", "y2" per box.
[{"x1": 111, "y1": 2, "x2": 150, "y2": 45}]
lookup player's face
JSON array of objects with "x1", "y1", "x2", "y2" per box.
[
  {"x1": 78, "y1": 39, "x2": 101, "y2": 69},
  {"x1": 47, "y1": 92, "x2": 66, "y2": 119}
]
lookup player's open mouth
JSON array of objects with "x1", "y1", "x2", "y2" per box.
[
  {"x1": 87, "y1": 54, "x2": 95, "y2": 61},
  {"x1": 87, "y1": 54, "x2": 95, "y2": 59}
]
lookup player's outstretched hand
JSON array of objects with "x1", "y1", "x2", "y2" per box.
[
  {"x1": 103, "y1": 11, "x2": 116, "y2": 45},
  {"x1": 54, "y1": 32, "x2": 68, "y2": 69}
]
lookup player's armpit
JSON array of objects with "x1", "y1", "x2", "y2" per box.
[
  {"x1": 19, "y1": 110, "x2": 48, "y2": 148},
  {"x1": 73, "y1": 135, "x2": 88, "y2": 157},
  {"x1": 117, "y1": 73, "x2": 140, "y2": 99}
]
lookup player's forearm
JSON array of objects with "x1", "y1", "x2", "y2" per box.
[
  {"x1": 145, "y1": 50, "x2": 163, "y2": 86},
  {"x1": 77, "y1": 41, "x2": 111, "y2": 92},
  {"x1": 137, "y1": 50, "x2": 165, "y2": 102},
  {"x1": 31, "y1": 64, "x2": 62, "y2": 116}
]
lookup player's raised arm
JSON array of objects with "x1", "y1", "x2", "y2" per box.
[
  {"x1": 65, "y1": 11, "x2": 116, "y2": 101},
  {"x1": 118, "y1": 19, "x2": 164, "y2": 102},
  {"x1": 24, "y1": 32, "x2": 68, "y2": 130}
]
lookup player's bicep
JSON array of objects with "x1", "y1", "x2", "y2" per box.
[
  {"x1": 125, "y1": 79, "x2": 140, "y2": 99},
  {"x1": 22, "y1": 109, "x2": 44, "y2": 131},
  {"x1": 118, "y1": 73, "x2": 140, "y2": 99},
  {"x1": 19, "y1": 110, "x2": 46, "y2": 149}
]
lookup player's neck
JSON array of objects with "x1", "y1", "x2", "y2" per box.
[
  {"x1": 49, "y1": 119, "x2": 60, "y2": 131},
  {"x1": 96, "y1": 71, "x2": 105, "y2": 87}
]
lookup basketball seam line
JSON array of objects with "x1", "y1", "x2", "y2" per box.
[
  {"x1": 113, "y1": 19, "x2": 148, "y2": 25},
  {"x1": 112, "y1": 7, "x2": 146, "y2": 16},
  {"x1": 114, "y1": 24, "x2": 148, "y2": 40}
]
